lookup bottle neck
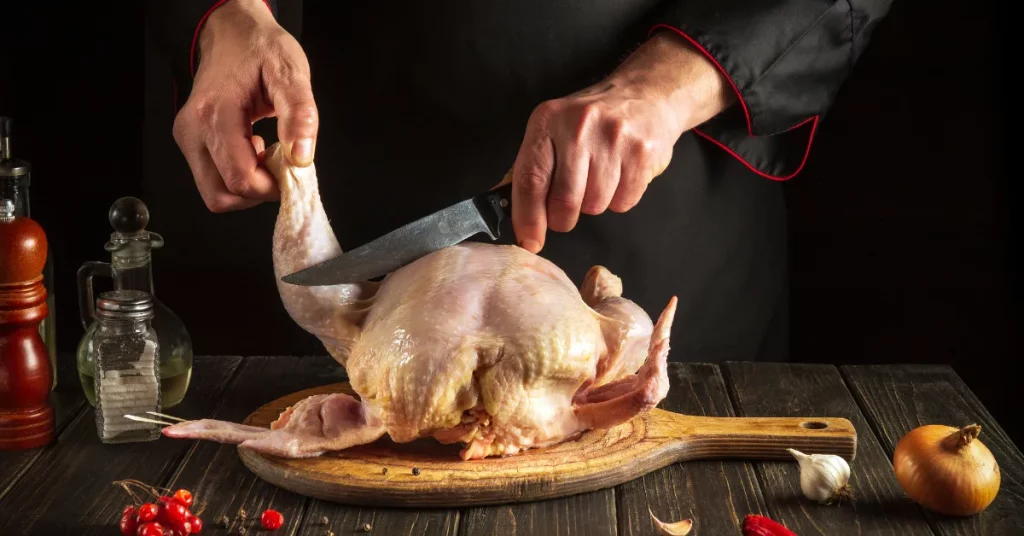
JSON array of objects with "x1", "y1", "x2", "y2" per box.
[
  {"x1": 0, "y1": 175, "x2": 30, "y2": 217},
  {"x1": 110, "y1": 241, "x2": 156, "y2": 296}
]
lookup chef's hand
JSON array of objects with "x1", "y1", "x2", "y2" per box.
[
  {"x1": 508, "y1": 31, "x2": 734, "y2": 253},
  {"x1": 172, "y1": 0, "x2": 317, "y2": 212}
]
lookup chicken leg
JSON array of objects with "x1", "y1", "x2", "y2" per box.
[{"x1": 265, "y1": 143, "x2": 378, "y2": 364}]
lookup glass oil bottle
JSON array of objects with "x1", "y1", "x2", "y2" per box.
[{"x1": 77, "y1": 197, "x2": 193, "y2": 408}]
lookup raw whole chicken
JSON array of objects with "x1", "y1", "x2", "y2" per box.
[{"x1": 163, "y1": 142, "x2": 678, "y2": 460}]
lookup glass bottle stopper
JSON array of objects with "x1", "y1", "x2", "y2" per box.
[
  {"x1": 105, "y1": 197, "x2": 163, "y2": 252},
  {"x1": 109, "y1": 196, "x2": 149, "y2": 234}
]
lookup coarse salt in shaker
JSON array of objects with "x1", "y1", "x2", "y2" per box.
[{"x1": 92, "y1": 289, "x2": 162, "y2": 443}]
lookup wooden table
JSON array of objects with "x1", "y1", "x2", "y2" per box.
[{"x1": 2, "y1": 355, "x2": 1022, "y2": 535}]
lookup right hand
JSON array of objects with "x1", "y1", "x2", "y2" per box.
[{"x1": 172, "y1": 0, "x2": 318, "y2": 212}]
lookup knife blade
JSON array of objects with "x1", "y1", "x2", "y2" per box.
[{"x1": 281, "y1": 181, "x2": 514, "y2": 286}]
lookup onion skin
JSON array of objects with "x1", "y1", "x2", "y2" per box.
[{"x1": 893, "y1": 424, "x2": 1000, "y2": 516}]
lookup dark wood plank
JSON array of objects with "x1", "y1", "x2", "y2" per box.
[
  {"x1": 0, "y1": 355, "x2": 241, "y2": 536},
  {"x1": 164, "y1": 355, "x2": 457, "y2": 536},
  {"x1": 0, "y1": 353, "x2": 88, "y2": 501},
  {"x1": 300, "y1": 501, "x2": 459, "y2": 536},
  {"x1": 459, "y1": 491, "x2": 616, "y2": 536},
  {"x1": 616, "y1": 363, "x2": 766, "y2": 535},
  {"x1": 724, "y1": 362, "x2": 933, "y2": 535},
  {"x1": 842, "y1": 364, "x2": 1024, "y2": 536}
]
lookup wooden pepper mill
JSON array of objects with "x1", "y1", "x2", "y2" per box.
[{"x1": 0, "y1": 198, "x2": 55, "y2": 449}]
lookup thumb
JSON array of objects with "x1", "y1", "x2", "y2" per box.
[{"x1": 268, "y1": 74, "x2": 319, "y2": 167}]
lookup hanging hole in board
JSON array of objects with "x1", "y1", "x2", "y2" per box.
[{"x1": 800, "y1": 421, "x2": 829, "y2": 430}]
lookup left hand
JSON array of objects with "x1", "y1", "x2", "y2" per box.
[{"x1": 505, "y1": 31, "x2": 734, "y2": 253}]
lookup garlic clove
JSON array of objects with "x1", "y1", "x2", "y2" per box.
[{"x1": 649, "y1": 508, "x2": 693, "y2": 535}]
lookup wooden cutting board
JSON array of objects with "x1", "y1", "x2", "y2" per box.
[{"x1": 238, "y1": 382, "x2": 857, "y2": 508}]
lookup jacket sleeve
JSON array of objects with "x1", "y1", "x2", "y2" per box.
[
  {"x1": 144, "y1": 0, "x2": 277, "y2": 108},
  {"x1": 647, "y1": 0, "x2": 894, "y2": 180}
]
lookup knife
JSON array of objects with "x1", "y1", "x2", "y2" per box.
[{"x1": 281, "y1": 169, "x2": 515, "y2": 286}]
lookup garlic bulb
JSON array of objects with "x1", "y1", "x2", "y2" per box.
[{"x1": 787, "y1": 448, "x2": 853, "y2": 504}]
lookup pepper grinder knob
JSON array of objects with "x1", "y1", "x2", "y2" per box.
[{"x1": 109, "y1": 196, "x2": 149, "y2": 234}]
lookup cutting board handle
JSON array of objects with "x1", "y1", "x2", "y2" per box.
[{"x1": 655, "y1": 412, "x2": 858, "y2": 462}]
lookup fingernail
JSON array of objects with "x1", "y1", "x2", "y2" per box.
[
  {"x1": 520, "y1": 239, "x2": 541, "y2": 253},
  {"x1": 292, "y1": 138, "x2": 313, "y2": 163}
]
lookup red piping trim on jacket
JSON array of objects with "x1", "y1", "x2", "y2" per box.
[
  {"x1": 694, "y1": 118, "x2": 818, "y2": 181},
  {"x1": 648, "y1": 23, "x2": 818, "y2": 181},
  {"x1": 189, "y1": 0, "x2": 273, "y2": 77}
]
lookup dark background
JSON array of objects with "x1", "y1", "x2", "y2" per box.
[{"x1": 1, "y1": 3, "x2": 1015, "y2": 440}]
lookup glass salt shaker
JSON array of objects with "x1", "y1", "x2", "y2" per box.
[{"x1": 89, "y1": 290, "x2": 162, "y2": 444}]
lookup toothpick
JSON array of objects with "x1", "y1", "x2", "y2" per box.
[
  {"x1": 124, "y1": 414, "x2": 176, "y2": 426},
  {"x1": 146, "y1": 411, "x2": 187, "y2": 422}
]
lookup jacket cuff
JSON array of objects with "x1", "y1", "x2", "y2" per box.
[
  {"x1": 190, "y1": 0, "x2": 274, "y2": 78},
  {"x1": 649, "y1": 23, "x2": 817, "y2": 181},
  {"x1": 152, "y1": 0, "x2": 274, "y2": 111}
]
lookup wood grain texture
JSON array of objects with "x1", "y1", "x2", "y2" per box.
[
  {"x1": 615, "y1": 363, "x2": 767, "y2": 536},
  {"x1": 0, "y1": 355, "x2": 240, "y2": 536},
  {"x1": 842, "y1": 364, "x2": 1024, "y2": 536},
  {"x1": 237, "y1": 382, "x2": 855, "y2": 508},
  {"x1": 0, "y1": 353, "x2": 87, "y2": 501},
  {"x1": 459, "y1": 488, "x2": 617, "y2": 536},
  {"x1": 299, "y1": 500, "x2": 459, "y2": 536},
  {"x1": 724, "y1": 362, "x2": 933, "y2": 536},
  {"x1": 164, "y1": 355, "x2": 458, "y2": 536}
]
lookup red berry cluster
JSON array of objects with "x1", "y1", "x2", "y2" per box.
[{"x1": 119, "y1": 489, "x2": 203, "y2": 536}]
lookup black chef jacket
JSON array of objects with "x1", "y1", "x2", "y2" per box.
[{"x1": 143, "y1": 0, "x2": 893, "y2": 363}]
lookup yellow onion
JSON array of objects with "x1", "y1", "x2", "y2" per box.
[{"x1": 892, "y1": 423, "x2": 1000, "y2": 516}]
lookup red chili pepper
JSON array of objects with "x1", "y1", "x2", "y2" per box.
[{"x1": 743, "y1": 514, "x2": 797, "y2": 536}]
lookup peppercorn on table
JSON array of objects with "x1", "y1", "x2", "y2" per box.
[{"x1": 1, "y1": 355, "x2": 1022, "y2": 535}]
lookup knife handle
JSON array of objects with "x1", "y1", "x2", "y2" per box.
[{"x1": 475, "y1": 178, "x2": 514, "y2": 241}]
